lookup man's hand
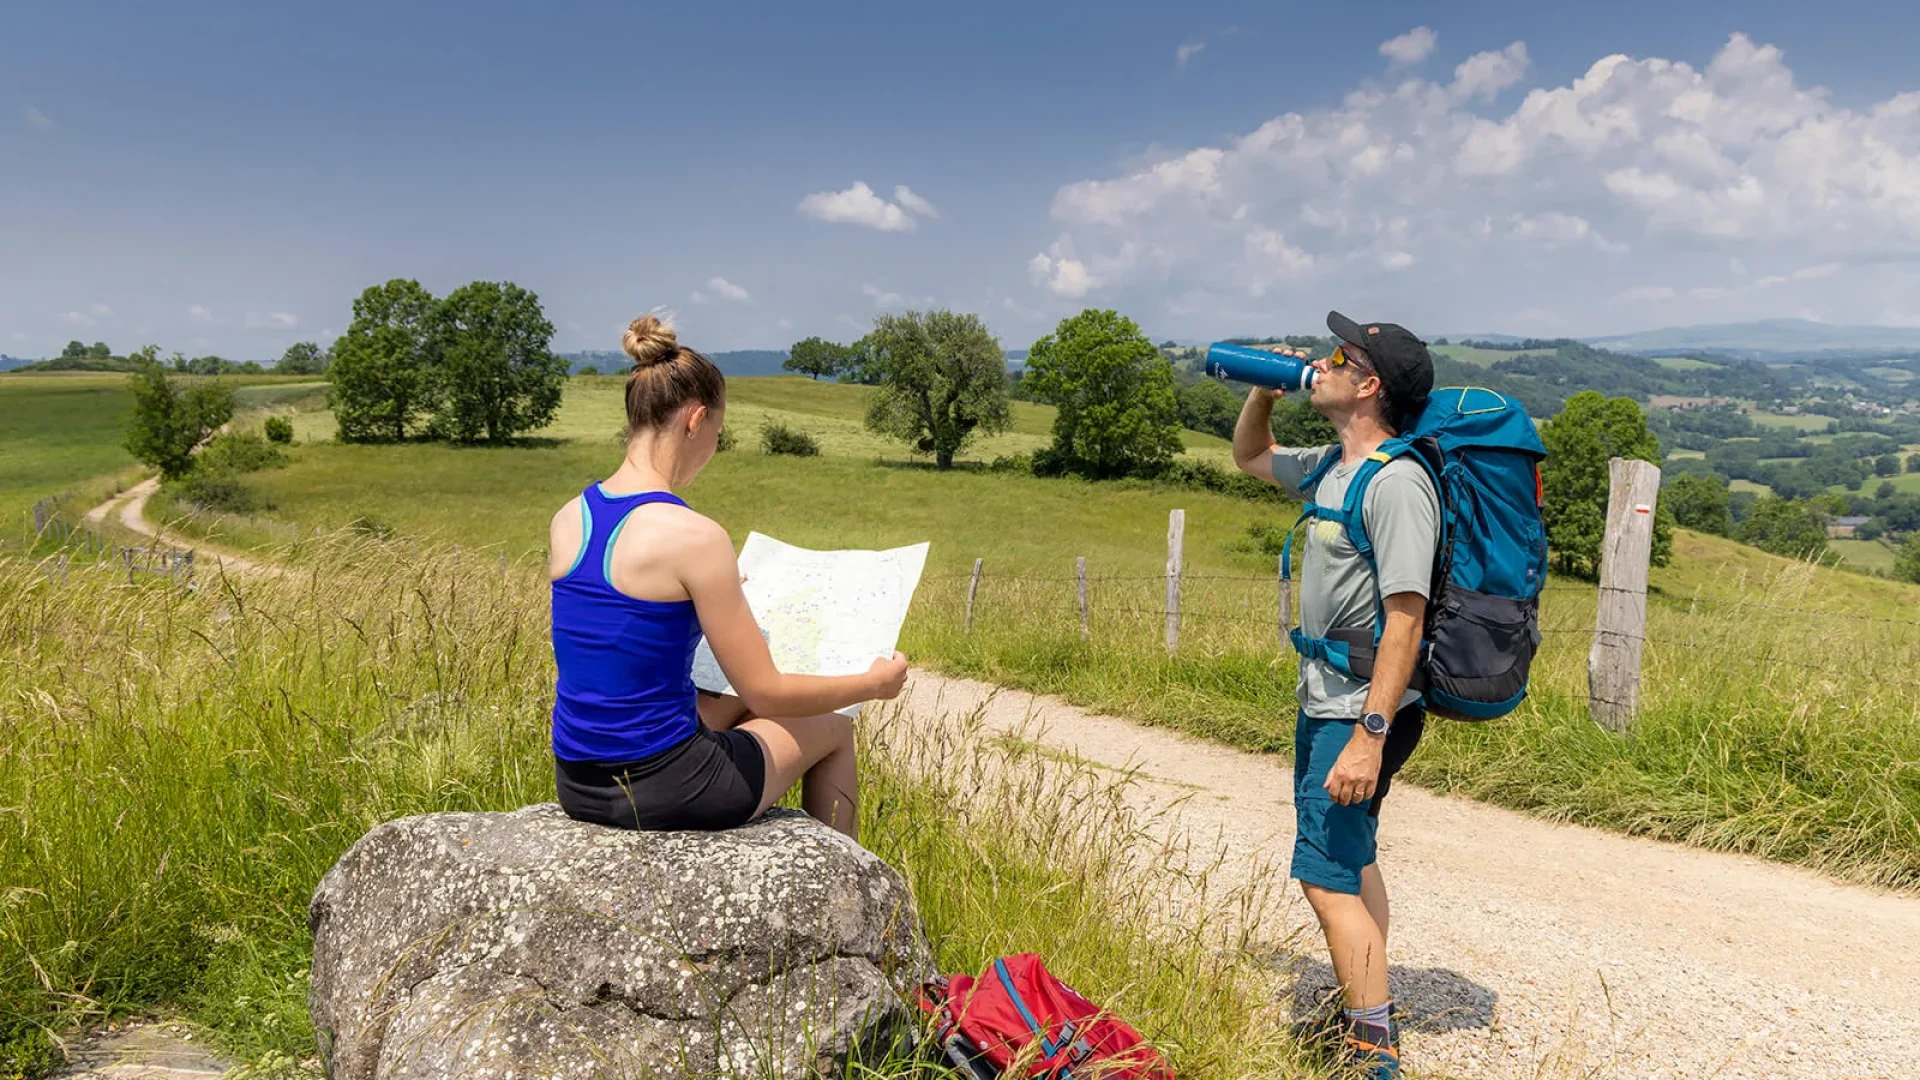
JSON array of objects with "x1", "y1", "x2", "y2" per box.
[{"x1": 1324, "y1": 729, "x2": 1386, "y2": 805}]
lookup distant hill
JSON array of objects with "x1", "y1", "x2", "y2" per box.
[
  {"x1": 0, "y1": 354, "x2": 35, "y2": 372},
  {"x1": 1586, "y1": 319, "x2": 1920, "y2": 354},
  {"x1": 7, "y1": 355, "x2": 137, "y2": 373},
  {"x1": 561, "y1": 349, "x2": 792, "y2": 377}
]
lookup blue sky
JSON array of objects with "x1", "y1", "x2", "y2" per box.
[{"x1": 6, "y1": 0, "x2": 1920, "y2": 360}]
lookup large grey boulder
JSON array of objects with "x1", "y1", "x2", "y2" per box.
[{"x1": 309, "y1": 805, "x2": 931, "y2": 1079}]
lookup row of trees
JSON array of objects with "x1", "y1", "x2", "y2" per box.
[
  {"x1": 327, "y1": 279, "x2": 567, "y2": 443},
  {"x1": 832, "y1": 308, "x2": 1197, "y2": 478}
]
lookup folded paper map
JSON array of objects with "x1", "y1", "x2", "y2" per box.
[{"x1": 691, "y1": 532, "x2": 930, "y2": 717}]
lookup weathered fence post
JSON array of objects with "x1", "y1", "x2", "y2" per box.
[
  {"x1": 1076, "y1": 557, "x2": 1089, "y2": 641},
  {"x1": 1588, "y1": 457, "x2": 1660, "y2": 731},
  {"x1": 1165, "y1": 509, "x2": 1184, "y2": 654},
  {"x1": 965, "y1": 558, "x2": 983, "y2": 633},
  {"x1": 1277, "y1": 554, "x2": 1291, "y2": 648}
]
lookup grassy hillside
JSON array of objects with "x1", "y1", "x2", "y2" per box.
[{"x1": 0, "y1": 375, "x2": 139, "y2": 528}]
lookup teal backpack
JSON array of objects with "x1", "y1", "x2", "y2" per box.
[{"x1": 1282, "y1": 387, "x2": 1549, "y2": 720}]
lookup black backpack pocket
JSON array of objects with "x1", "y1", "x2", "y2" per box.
[{"x1": 1424, "y1": 587, "x2": 1539, "y2": 721}]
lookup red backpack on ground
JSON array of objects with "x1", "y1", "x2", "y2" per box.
[{"x1": 916, "y1": 954, "x2": 1174, "y2": 1079}]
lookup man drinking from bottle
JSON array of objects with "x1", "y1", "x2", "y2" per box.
[{"x1": 1231, "y1": 311, "x2": 1436, "y2": 1080}]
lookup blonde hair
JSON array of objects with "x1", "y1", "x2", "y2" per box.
[{"x1": 620, "y1": 314, "x2": 725, "y2": 434}]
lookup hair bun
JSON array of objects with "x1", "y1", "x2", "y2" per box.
[{"x1": 623, "y1": 315, "x2": 679, "y2": 369}]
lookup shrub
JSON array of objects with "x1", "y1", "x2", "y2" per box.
[
  {"x1": 1148, "y1": 458, "x2": 1286, "y2": 503},
  {"x1": 262, "y1": 416, "x2": 294, "y2": 445},
  {"x1": 347, "y1": 513, "x2": 395, "y2": 539},
  {"x1": 170, "y1": 471, "x2": 261, "y2": 514},
  {"x1": 760, "y1": 419, "x2": 820, "y2": 457},
  {"x1": 199, "y1": 431, "x2": 289, "y2": 474},
  {"x1": 716, "y1": 425, "x2": 737, "y2": 453},
  {"x1": 988, "y1": 452, "x2": 1033, "y2": 474}
]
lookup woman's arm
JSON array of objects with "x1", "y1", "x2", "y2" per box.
[{"x1": 679, "y1": 517, "x2": 907, "y2": 717}]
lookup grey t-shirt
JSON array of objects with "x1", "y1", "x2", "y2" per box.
[{"x1": 1272, "y1": 445, "x2": 1441, "y2": 719}]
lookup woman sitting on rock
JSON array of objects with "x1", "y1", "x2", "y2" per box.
[{"x1": 546, "y1": 314, "x2": 907, "y2": 840}]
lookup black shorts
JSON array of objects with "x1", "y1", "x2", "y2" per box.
[{"x1": 555, "y1": 724, "x2": 768, "y2": 831}]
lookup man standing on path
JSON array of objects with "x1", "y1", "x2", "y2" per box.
[{"x1": 1231, "y1": 312, "x2": 1438, "y2": 1080}]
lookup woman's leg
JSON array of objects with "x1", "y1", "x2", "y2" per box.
[
  {"x1": 696, "y1": 692, "x2": 753, "y2": 731},
  {"x1": 738, "y1": 712, "x2": 858, "y2": 840}
]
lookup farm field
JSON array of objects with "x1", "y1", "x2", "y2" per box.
[
  {"x1": 1828, "y1": 536, "x2": 1897, "y2": 574},
  {"x1": 0, "y1": 374, "x2": 138, "y2": 526},
  {"x1": 1651, "y1": 355, "x2": 1722, "y2": 370},
  {"x1": 1430, "y1": 343, "x2": 1553, "y2": 366},
  {"x1": 1747, "y1": 409, "x2": 1830, "y2": 431}
]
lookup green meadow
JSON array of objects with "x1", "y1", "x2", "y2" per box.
[
  {"x1": 133, "y1": 375, "x2": 1920, "y2": 895},
  {"x1": 0, "y1": 375, "x2": 139, "y2": 527}
]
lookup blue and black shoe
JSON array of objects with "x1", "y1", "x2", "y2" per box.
[{"x1": 1342, "y1": 1017, "x2": 1402, "y2": 1079}]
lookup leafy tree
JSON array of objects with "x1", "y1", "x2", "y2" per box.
[
  {"x1": 1664, "y1": 472, "x2": 1733, "y2": 536},
  {"x1": 1878, "y1": 480, "x2": 1898, "y2": 500},
  {"x1": 429, "y1": 281, "x2": 567, "y2": 443},
  {"x1": 1908, "y1": 452, "x2": 1920, "y2": 474},
  {"x1": 328, "y1": 279, "x2": 438, "y2": 442},
  {"x1": 1538, "y1": 391, "x2": 1673, "y2": 578},
  {"x1": 1728, "y1": 489, "x2": 1760, "y2": 525},
  {"x1": 1889, "y1": 530, "x2": 1920, "y2": 580},
  {"x1": 277, "y1": 341, "x2": 329, "y2": 375},
  {"x1": 577, "y1": 365, "x2": 600, "y2": 376},
  {"x1": 1271, "y1": 394, "x2": 1338, "y2": 447},
  {"x1": 1022, "y1": 309, "x2": 1182, "y2": 480},
  {"x1": 1736, "y1": 496, "x2": 1832, "y2": 562},
  {"x1": 1175, "y1": 379, "x2": 1241, "y2": 439},
  {"x1": 1878, "y1": 453, "x2": 1903, "y2": 477},
  {"x1": 784, "y1": 337, "x2": 849, "y2": 381},
  {"x1": 1858, "y1": 517, "x2": 1885, "y2": 541},
  {"x1": 863, "y1": 310, "x2": 1011, "y2": 469},
  {"x1": 123, "y1": 346, "x2": 235, "y2": 480},
  {"x1": 60, "y1": 341, "x2": 88, "y2": 361},
  {"x1": 838, "y1": 335, "x2": 885, "y2": 385}
]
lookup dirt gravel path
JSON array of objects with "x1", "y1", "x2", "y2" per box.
[
  {"x1": 886, "y1": 674, "x2": 1918, "y2": 1080},
  {"x1": 83, "y1": 478, "x2": 266, "y2": 576}
]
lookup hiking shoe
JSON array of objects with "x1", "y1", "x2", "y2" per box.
[
  {"x1": 1288, "y1": 994, "x2": 1345, "y2": 1053},
  {"x1": 1342, "y1": 1018, "x2": 1402, "y2": 1080}
]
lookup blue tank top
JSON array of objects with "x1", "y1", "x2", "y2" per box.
[{"x1": 550, "y1": 486, "x2": 702, "y2": 763}]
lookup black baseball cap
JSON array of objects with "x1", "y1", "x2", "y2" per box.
[{"x1": 1327, "y1": 310, "x2": 1433, "y2": 422}]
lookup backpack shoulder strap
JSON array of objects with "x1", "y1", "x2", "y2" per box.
[{"x1": 1277, "y1": 448, "x2": 1343, "y2": 583}]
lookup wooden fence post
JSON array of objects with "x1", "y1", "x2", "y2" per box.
[
  {"x1": 1165, "y1": 509, "x2": 1184, "y2": 654},
  {"x1": 965, "y1": 558, "x2": 983, "y2": 633},
  {"x1": 1588, "y1": 457, "x2": 1660, "y2": 731},
  {"x1": 1277, "y1": 554, "x2": 1291, "y2": 649},
  {"x1": 1076, "y1": 557, "x2": 1089, "y2": 641}
]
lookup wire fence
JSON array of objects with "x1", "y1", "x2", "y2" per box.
[
  {"x1": 914, "y1": 549, "x2": 1920, "y2": 709},
  {"x1": 22, "y1": 495, "x2": 198, "y2": 586}
]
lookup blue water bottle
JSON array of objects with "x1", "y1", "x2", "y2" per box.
[{"x1": 1203, "y1": 343, "x2": 1318, "y2": 391}]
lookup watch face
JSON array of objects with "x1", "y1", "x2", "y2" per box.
[{"x1": 1362, "y1": 712, "x2": 1390, "y2": 735}]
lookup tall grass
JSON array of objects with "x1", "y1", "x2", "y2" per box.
[
  {"x1": 911, "y1": 557, "x2": 1920, "y2": 891},
  {"x1": 0, "y1": 542, "x2": 1319, "y2": 1078}
]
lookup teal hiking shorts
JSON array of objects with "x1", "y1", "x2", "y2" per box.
[{"x1": 1290, "y1": 706, "x2": 1425, "y2": 895}]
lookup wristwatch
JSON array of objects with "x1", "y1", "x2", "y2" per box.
[{"x1": 1360, "y1": 710, "x2": 1392, "y2": 737}]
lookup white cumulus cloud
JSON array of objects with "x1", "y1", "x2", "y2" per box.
[
  {"x1": 24, "y1": 107, "x2": 52, "y2": 131},
  {"x1": 1029, "y1": 32, "x2": 1920, "y2": 334},
  {"x1": 862, "y1": 284, "x2": 906, "y2": 308},
  {"x1": 705, "y1": 276, "x2": 751, "y2": 303},
  {"x1": 1380, "y1": 27, "x2": 1437, "y2": 66},
  {"x1": 245, "y1": 312, "x2": 299, "y2": 329},
  {"x1": 797, "y1": 181, "x2": 936, "y2": 232},
  {"x1": 188, "y1": 304, "x2": 218, "y2": 325},
  {"x1": 1176, "y1": 41, "x2": 1206, "y2": 68},
  {"x1": 893, "y1": 186, "x2": 938, "y2": 218}
]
